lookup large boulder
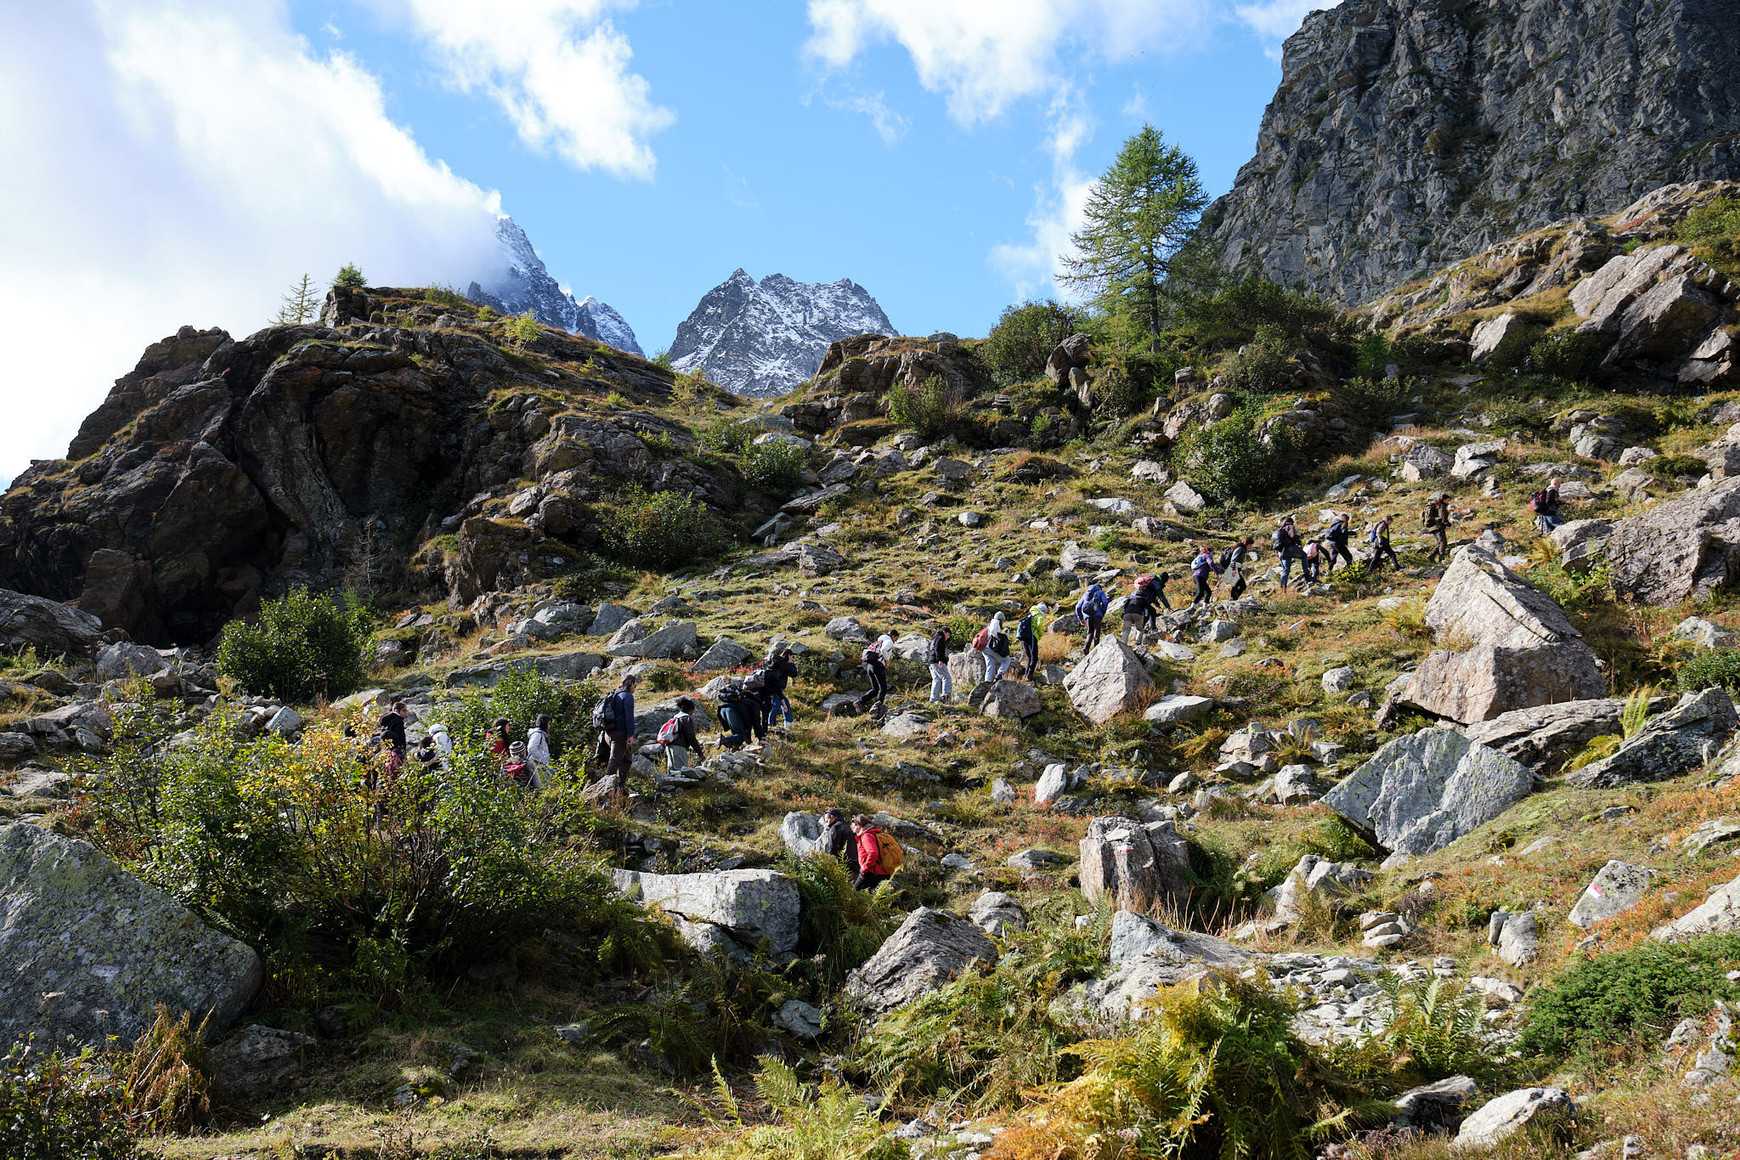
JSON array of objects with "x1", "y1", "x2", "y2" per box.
[
  {"x1": 1652, "y1": 866, "x2": 1740, "y2": 941},
  {"x1": 1402, "y1": 547, "x2": 1605, "y2": 723},
  {"x1": 692, "y1": 637, "x2": 753, "y2": 673},
  {"x1": 1452, "y1": 1088, "x2": 1576, "y2": 1150},
  {"x1": 612, "y1": 868, "x2": 799, "y2": 958},
  {"x1": 845, "y1": 907, "x2": 998, "y2": 1014},
  {"x1": 969, "y1": 891, "x2": 1027, "y2": 936},
  {"x1": 0, "y1": 590, "x2": 106, "y2": 657},
  {"x1": 1567, "y1": 687, "x2": 1737, "y2": 788},
  {"x1": 1063, "y1": 639, "x2": 1152, "y2": 725},
  {"x1": 1144, "y1": 694, "x2": 1215, "y2": 727},
  {"x1": 1602, "y1": 276, "x2": 1723, "y2": 365},
  {"x1": 1462, "y1": 698, "x2": 1625, "y2": 772},
  {"x1": 1568, "y1": 861, "x2": 1655, "y2": 930},
  {"x1": 1321, "y1": 729, "x2": 1534, "y2": 859},
  {"x1": 1602, "y1": 477, "x2": 1740, "y2": 605},
  {"x1": 1078, "y1": 816, "x2": 1191, "y2": 915},
  {"x1": 605, "y1": 619, "x2": 698, "y2": 660},
  {"x1": 779, "y1": 812, "x2": 827, "y2": 859},
  {"x1": 0, "y1": 823, "x2": 263, "y2": 1045},
  {"x1": 972, "y1": 679, "x2": 1043, "y2": 720},
  {"x1": 1081, "y1": 911, "x2": 1253, "y2": 1021},
  {"x1": 95, "y1": 640, "x2": 171, "y2": 682}
]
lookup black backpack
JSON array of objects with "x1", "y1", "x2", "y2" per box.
[
  {"x1": 743, "y1": 666, "x2": 769, "y2": 693},
  {"x1": 590, "y1": 691, "x2": 618, "y2": 730},
  {"x1": 1529, "y1": 489, "x2": 1549, "y2": 512}
]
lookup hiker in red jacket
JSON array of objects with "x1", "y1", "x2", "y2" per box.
[{"x1": 851, "y1": 813, "x2": 893, "y2": 891}]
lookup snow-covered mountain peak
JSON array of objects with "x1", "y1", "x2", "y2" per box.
[{"x1": 466, "y1": 216, "x2": 644, "y2": 357}]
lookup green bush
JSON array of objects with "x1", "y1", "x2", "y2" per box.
[
  {"x1": 1524, "y1": 329, "x2": 1608, "y2": 382},
  {"x1": 333, "y1": 263, "x2": 365, "y2": 288},
  {"x1": 0, "y1": 1041, "x2": 134, "y2": 1159},
  {"x1": 1338, "y1": 375, "x2": 1412, "y2": 423},
  {"x1": 1678, "y1": 649, "x2": 1740, "y2": 696},
  {"x1": 785, "y1": 854, "x2": 900, "y2": 986},
  {"x1": 1176, "y1": 407, "x2": 1301, "y2": 503},
  {"x1": 550, "y1": 552, "x2": 631, "y2": 602},
  {"x1": 508, "y1": 310, "x2": 541, "y2": 352},
  {"x1": 1353, "y1": 331, "x2": 1391, "y2": 378},
  {"x1": 739, "y1": 439, "x2": 809, "y2": 492},
  {"x1": 1373, "y1": 974, "x2": 1496, "y2": 1083},
  {"x1": 886, "y1": 374, "x2": 965, "y2": 439},
  {"x1": 1677, "y1": 195, "x2": 1740, "y2": 246},
  {"x1": 422, "y1": 284, "x2": 469, "y2": 309},
  {"x1": 1179, "y1": 275, "x2": 1340, "y2": 344},
  {"x1": 1221, "y1": 326, "x2": 1300, "y2": 395},
  {"x1": 1517, "y1": 936, "x2": 1740, "y2": 1057},
  {"x1": 602, "y1": 487, "x2": 724, "y2": 570},
  {"x1": 1090, "y1": 365, "x2": 1151, "y2": 416},
  {"x1": 1649, "y1": 453, "x2": 1709, "y2": 479},
  {"x1": 983, "y1": 299, "x2": 1089, "y2": 384},
  {"x1": 215, "y1": 586, "x2": 372, "y2": 702},
  {"x1": 702, "y1": 417, "x2": 756, "y2": 457},
  {"x1": 695, "y1": 1058, "x2": 907, "y2": 1160},
  {"x1": 443, "y1": 668, "x2": 599, "y2": 763}
]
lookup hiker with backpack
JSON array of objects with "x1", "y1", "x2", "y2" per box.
[
  {"x1": 524, "y1": 714, "x2": 553, "y2": 790},
  {"x1": 717, "y1": 679, "x2": 765, "y2": 749},
  {"x1": 1273, "y1": 516, "x2": 1306, "y2": 590},
  {"x1": 501, "y1": 740, "x2": 534, "y2": 789},
  {"x1": 1530, "y1": 477, "x2": 1564, "y2": 535},
  {"x1": 1368, "y1": 513, "x2": 1401, "y2": 572},
  {"x1": 1076, "y1": 582, "x2": 1109, "y2": 652},
  {"x1": 591, "y1": 675, "x2": 638, "y2": 782},
  {"x1": 984, "y1": 612, "x2": 1014, "y2": 681},
  {"x1": 1302, "y1": 539, "x2": 1322, "y2": 583},
  {"x1": 927, "y1": 626, "x2": 953, "y2": 703},
  {"x1": 1124, "y1": 573, "x2": 1169, "y2": 640},
  {"x1": 1223, "y1": 537, "x2": 1253, "y2": 600},
  {"x1": 1016, "y1": 604, "x2": 1048, "y2": 680},
  {"x1": 760, "y1": 647, "x2": 800, "y2": 728},
  {"x1": 821, "y1": 807, "x2": 860, "y2": 875},
  {"x1": 1424, "y1": 494, "x2": 1453, "y2": 562},
  {"x1": 1189, "y1": 544, "x2": 1221, "y2": 608},
  {"x1": 380, "y1": 700, "x2": 411, "y2": 777},
  {"x1": 1324, "y1": 514, "x2": 1354, "y2": 576},
  {"x1": 658, "y1": 697, "x2": 707, "y2": 771},
  {"x1": 850, "y1": 813, "x2": 902, "y2": 891},
  {"x1": 860, "y1": 631, "x2": 895, "y2": 711},
  {"x1": 487, "y1": 717, "x2": 511, "y2": 758}
]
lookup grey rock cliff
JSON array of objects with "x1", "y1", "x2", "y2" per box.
[{"x1": 1200, "y1": 0, "x2": 1740, "y2": 304}]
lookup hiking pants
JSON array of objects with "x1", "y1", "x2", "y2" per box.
[
  {"x1": 765, "y1": 694, "x2": 793, "y2": 728},
  {"x1": 601, "y1": 728, "x2": 633, "y2": 782},
  {"x1": 665, "y1": 744, "x2": 688, "y2": 772},
  {"x1": 1430, "y1": 528, "x2": 1448, "y2": 561},
  {"x1": 719, "y1": 704, "x2": 753, "y2": 748},
  {"x1": 865, "y1": 659, "x2": 888, "y2": 704},
  {"x1": 1328, "y1": 542, "x2": 1353, "y2": 570},
  {"x1": 986, "y1": 651, "x2": 1013, "y2": 681},
  {"x1": 1083, "y1": 613, "x2": 1103, "y2": 653},
  {"x1": 1229, "y1": 572, "x2": 1247, "y2": 600},
  {"x1": 854, "y1": 871, "x2": 889, "y2": 892},
  {"x1": 1021, "y1": 637, "x2": 1039, "y2": 680},
  {"x1": 928, "y1": 661, "x2": 953, "y2": 702},
  {"x1": 1279, "y1": 549, "x2": 1301, "y2": 589},
  {"x1": 1372, "y1": 540, "x2": 1401, "y2": 571},
  {"x1": 1192, "y1": 574, "x2": 1213, "y2": 606}
]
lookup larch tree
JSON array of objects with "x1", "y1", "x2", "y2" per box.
[
  {"x1": 1061, "y1": 126, "x2": 1208, "y2": 350},
  {"x1": 275, "y1": 273, "x2": 320, "y2": 325}
]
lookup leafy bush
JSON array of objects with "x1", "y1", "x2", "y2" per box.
[
  {"x1": 215, "y1": 586, "x2": 372, "y2": 702},
  {"x1": 1649, "y1": 453, "x2": 1709, "y2": 479},
  {"x1": 1353, "y1": 332, "x2": 1391, "y2": 378},
  {"x1": 0, "y1": 1040, "x2": 134, "y2": 1160},
  {"x1": 1517, "y1": 936, "x2": 1740, "y2": 1057},
  {"x1": 993, "y1": 973, "x2": 1390, "y2": 1160},
  {"x1": 1221, "y1": 326, "x2": 1301, "y2": 396},
  {"x1": 422, "y1": 284, "x2": 469, "y2": 309},
  {"x1": 333, "y1": 263, "x2": 366, "y2": 287},
  {"x1": 1178, "y1": 275, "x2": 1340, "y2": 344},
  {"x1": 786, "y1": 854, "x2": 900, "y2": 985},
  {"x1": 739, "y1": 439, "x2": 809, "y2": 492},
  {"x1": 443, "y1": 668, "x2": 599, "y2": 762},
  {"x1": 1176, "y1": 407, "x2": 1301, "y2": 503},
  {"x1": 702, "y1": 418, "x2": 756, "y2": 457},
  {"x1": 1524, "y1": 329, "x2": 1607, "y2": 382},
  {"x1": 983, "y1": 300, "x2": 1088, "y2": 384},
  {"x1": 80, "y1": 705, "x2": 658, "y2": 994},
  {"x1": 886, "y1": 374, "x2": 965, "y2": 439},
  {"x1": 508, "y1": 310, "x2": 541, "y2": 352},
  {"x1": 1090, "y1": 365, "x2": 1151, "y2": 416},
  {"x1": 590, "y1": 956, "x2": 780, "y2": 1078},
  {"x1": 695, "y1": 1059, "x2": 906, "y2": 1160},
  {"x1": 1678, "y1": 649, "x2": 1740, "y2": 696},
  {"x1": 1677, "y1": 195, "x2": 1740, "y2": 247},
  {"x1": 550, "y1": 552, "x2": 631, "y2": 602},
  {"x1": 602, "y1": 487, "x2": 725, "y2": 570}
]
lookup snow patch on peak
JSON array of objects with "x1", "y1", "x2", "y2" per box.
[{"x1": 468, "y1": 216, "x2": 643, "y2": 356}]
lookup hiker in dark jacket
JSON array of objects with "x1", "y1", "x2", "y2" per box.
[
  {"x1": 1189, "y1": 544, "x2": 1221, "y2": 608},
  {"x1": 762, "y1": 648, "x2": 799, "y2": 728},
  {"x1": 1324, "y1": 514, "x2": 1354, "y2": 575},
  {"x1": 1016, "y1": 604, "x2": 1048, "y2": 680},
  {"x1": 662, "y1": 696, "x2": 707, "y2": 770},
  {"x1": 594, "y1": 676, "x2": 638, "y2": 782},
  {"x1": 1369, "y1": 513, "x2": 1401, "y2": 572},
  {"x1": 1274, "y1": 517, "x2": 1306, "y2": 590},
  {"x1": 1425, "y1": 494, "x2": 1452, "y2": 562},
  {"x1": 927, "y1": 627, "x2": 953, "y2": 703},
  {"x1": 861, "y1": 635, "x2": 892, "y2": 710},
  {"x1": 380, "y1": 700, "x2": 410, "y2": 776},
  {"x1": 1225, "y1": 537, "x2": 1253, "y2": 600},
  {"x1": 1532, "y1": 476, "x2": 1565, "y2": 534},
  {"x1": 1124, "y1": 574, "x2": 1169, "y2": 639},
  {"x1": 1076, "y1": 583, "x2": 1109, "y2": 652},
  {"x1": 821, "y1": 807, "x2": 860, "y2": 875}
]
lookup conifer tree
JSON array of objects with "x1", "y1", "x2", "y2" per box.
[
  {"x1": 274, "y1": 273, "x2": 320, "y2": 325},
  {"x1": 1061, "y1": 126, "x2": 1207, "y2": 350}
]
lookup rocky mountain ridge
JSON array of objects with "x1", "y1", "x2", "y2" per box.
[
  {"x1": 669, "y1": 269, "x2": 893, "y2": 397},
  {"x1": 1200, "y1": 0, "x2": 1740, "y2": 304},
  {"x1": 467, "y1": 217, "x2": 643, "y2": 355}
]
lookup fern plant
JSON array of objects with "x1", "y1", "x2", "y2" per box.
[
  {"x1": 120, "y1": 1006, "x2": 213, "y2": 1135},
  {"x1": 1370, "y1": 974, "x2": 1495, "y2": 1083},
  {"x1": 694, "y1": 1058, "x2": 906, "y2": 1160}
]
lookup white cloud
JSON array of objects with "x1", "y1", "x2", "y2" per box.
[
  {"x1": 806, "y1": 0, "x2": 1211, "y2": 125},
  {"x1": 1234, "y1": 0, "x2": 1341, "y2": 45},
  {"x1": 386, "y1": 0, "x2": 673, "y2": 179},
  {"x1": 828, "y1": 89, "x2": 910, "y2": 145},
  {"x1": 0, "y1": 0, "x2": 505, "y2": 480},
  {"x1": 988, "y1": 87, "x2": 1097, "y2": 302}
]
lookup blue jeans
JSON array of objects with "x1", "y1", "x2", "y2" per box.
[
  {"x1": 720, "y1": 704, "x2": 752, "y2": 748},
  {"x1": 765, "y1": 694, "x2": 793, "y2": 727}
]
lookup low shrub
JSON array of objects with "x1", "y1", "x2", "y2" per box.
[
  {"x1": 550, "y1": 552, "x2": 631, "y2": 602},
  {"x1": 1523, "y1": 329, "x2": 1607, "y2": 382},
  {"x1": 0, "y1": 1040, "x2": 134, "y2": 1159},
  {"x1": 1677, "y1": 195, "x2": 1740, "y2": 248},
  {"x1": 589, "y1": 956, "x2": 780, "y2": 1077},
  {"x1": 1677, "y1": 648, "x2": 1740, "y2": 696},
  {"x1": 886, "y1": 374, "x2": 966, "y2": 439},
  {"x1": 702, "y1": 418, "x2": 756, "y2": 457},
  {"x1": 1178, "y1": 275, "x2": 1341, "y2": 345},
  {"x1": 333, "y1": 262, "x2": 365, "y2": 287},
  {"x1": 602, "y1": 487, "x2": 725, "y2": 570},
  {"x1": 422, "y1": 284, "x2": 469, "y2": 309},
  {"x1": 120, "y1": 1007, "x2": 212, "y2": 1135},
  {"x1": 739, "y1": 439, "x2": 809, "y2": 492},
  {"x1": 1220, "y1": 326, "x2": 1299, "y2": 395},
  {"x1": 1352, "y1": 332, "x2": 1391, "y2": 378},
  {"x1": 785, "y1": 854, "x2": 900, "y2": 986},
  {"x1": 1650, "y1": 452, "x2": 1710, "y2": 479},
  {"x1": 1372, "y1": 974, "x2": 1495, "y2": 1083},
  {"x1": 1516, "y1": 935, "x2": 1740, "y2": 1057},
  {"x1": 983, "y1": 300, "x2": 1088, "y2": 384},
  {"x1": 443, "y1": 668, "x2": 599, "y2": 762},
  {"x1": 1176, "y1": 407, "x2": 1301, "y2": 503},
  {"x1": 695, "y1": 1058, "x2": 905, "y2": 1160},
  {"x1": 215, "y1": 586, "x2": 372, "y2": 702}
]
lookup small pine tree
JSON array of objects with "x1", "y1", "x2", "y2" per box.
[
  {"x1": 509, "y1": 310, "x2": 541, "y2": 351},
  {"x1": 333, "y1": 262, "x2": 366, "y2": 288},
  {"x1": 274, "y1": 274, "x2": 320, "y2": 325}
]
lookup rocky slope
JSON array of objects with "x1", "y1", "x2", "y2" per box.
[
  {"x1": 0, "y1": 287, "x2": 734, "y2": 644},
  {"x1": 467, "y1": 217, "x2": 643, "y2": 355},
  {"x1": 1199, "y1": 0, "x2": 1740, "y2": 304},
  {"x1": 669, "y1": 269, "x2": 893, "y2": 397}
]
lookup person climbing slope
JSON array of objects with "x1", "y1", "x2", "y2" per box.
[
  {"x1": 984, "y1": 612, "x2": 1013, "y2": 681},
  {"x1": 658, "y1": 696, "x2": 707, "y2": 771},
  {"x1": 525, "y1": 713, "x2": 553, "y2": 790},
  {"x1": 1076, "y1": 582, "x2": 1109, "y2": 652},
  {"x1": 927, "y1": 625, "x2": 953, "y2": 703},
  {"x1": 1189, "y1": 544, "x2": 1221, "y2": 608},
  {"x1": 1016, "y1": 603, "x2": 1048, "y2": 680}
]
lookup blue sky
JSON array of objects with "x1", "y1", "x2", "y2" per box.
[{"x1": 0, "y1": 0, "x2": 1332, "y2": 479}]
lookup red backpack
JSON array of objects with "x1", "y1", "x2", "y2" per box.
[{"x1": 971, "y1": 627, "x2": 989, "y2": 651}]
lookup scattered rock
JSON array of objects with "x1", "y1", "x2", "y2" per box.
[
  {"x1": 770, "y1": 999, "x2": 825, "y2": 1039},
  {"x1": 1463, "y1": 698, "x2": 1626, "y2": 772},
  {"x1": 969, "y1": 891, "x2": 1027, "y2": 936},
  {"x1": 845, "y1": 907, "x2": 998, "y2": 1015},
  {"x1": 1568, "y1": 687, "x2": 1737, "y2": 788},
  {"x1": 1653, "y1": 866, "x2": 1740, "y2": 941},
  {"x1": 1490, "y1": 909, "x2": 1540, "y2": 967},
  {"x1": 1144, "y1": 694, "x2": 1215, "y2": 726},
  {"x1": 1569, "y1": 861, "x2": 1656, "y2": 930},
  {"x1": 1453, "y1": 1087, "x2": 1576, "y2": 1150},
  {"x1": 1078, "y1": 816, "x2": 1192, "y2": 916},
  {"x1": 1063, "y1": 639, "x2": 1153, "y2": 725},
  {"x1": 1321, "y1": 666, "x2": 1357, "y2": 694},
  {"x1": 612, "y1": 868, "x2": 800, "y2": 958},
  {"x1": 977, "y1": 679, "x2": 1044, "y2": 720},
  {"x1": 1082, "y1": 911, "x2": 1252, "y2": 1021},
  {"x1": 692, "y1": 637, "x2": 753, "y2": 672},
  {"x1": 209, "y1": 1025, "x2": 316, "y2": 1096},
  {"x1": 1322, "y1": 729, "x2": 1534, "y2": 858},
  {"x1": 1672, "y1": 617, "x2": 1736, "y2": 649}
]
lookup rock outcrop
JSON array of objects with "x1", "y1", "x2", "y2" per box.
[
  {"x1": 1462, "y1": 698, "x2": 1626, "y2": 773},
  {"x1": 1653, "y1": 866, "x2": 1740, "y2": 941},
  {"x1": 1402, "y1": 547, "x2": 1606, "y2": 724},
  {"x1": 0, "y1": 296, "x2": 729, "y2": 643},
  {"x1": 0, "y1": 589, "x2": 107, "y2": 656},
  {"x1": 1201, "y1": 0, "x2": 1740, "y2": 304},
  {"x1": 1078, "y1": 817, "x2": 1191, "y2": 916},
  {"x1": 1081, "y1": 910, "x2": 1253, "y2": 1020},
  {"x1": 0, "y1": 823, "x2": 263, "y2": 1045},
  {"x1": 1322, "y1": 729, "x2": 1534, "y2": 859},
  {"x1": 1567, "y1": 687, "x2": 1737, "y2": 788},
  {"x1": 845, "y1": 907, "x2": 997, "y2": 1015},
  {"x1": 1063, "y1": 639, "x2": 1152, "y2": 725},
  {"x1": 1603, "y1": 477, "x2": 1740, "y2": 606},
  {"x1": 612, "y1": 868, "x2": 800, "y2": 959}
]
